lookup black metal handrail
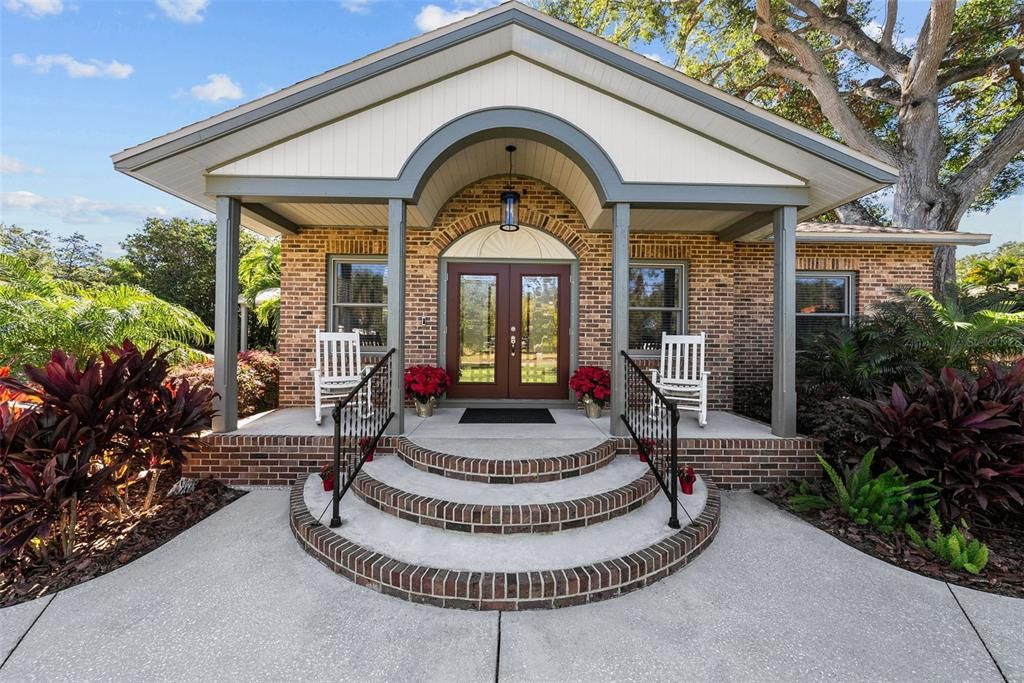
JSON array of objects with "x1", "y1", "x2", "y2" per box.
[
  {"x1": 620, "y1": 350, "x2": 680, "y2": 529},
  {"x1": 329, "y1": 348, "x2": 396, "y2": 528}
]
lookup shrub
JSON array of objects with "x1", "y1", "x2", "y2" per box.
[
  {"x1": 854, "y1": 360, "x2": 1024, "y2": 521},
  {"x1": 789, "y1": 449, "x2": 936, "y2": 534},
  {"x1": 0, "y1": 341, "x2": 215, "y2": 565},
  {"x1": 906, "y1": 509, "x2": 990, "y2": 575},
  {"x1": 168, "y1": 351, "x2": 279, "y2": 418}
]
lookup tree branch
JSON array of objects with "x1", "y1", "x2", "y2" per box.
[
  {"x1": 848, "y1": 75, "x2": 901, "y2": 105},
  {"x1": 906, "y1": 0, "x2": 955, "y2": 97},
  {"x1": 786, "y1": 0, "x2": 909, "y2": 79},
  {"x1": 753, "y1": 0, "x2": 899, "y2": 165},
  {"x1": 937, "y1": 47, "x2": 1024, "y2": 90},
  {"x1": 882, "y1": 0, "x2": 897, "y2": 50},
  {"x1": 949, "y1": 111, "x2": 1024, "y2": 219}
]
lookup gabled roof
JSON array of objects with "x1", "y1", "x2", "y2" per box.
[{"x1": 113, "y1": 1, "x2": 895, "y2": 181}]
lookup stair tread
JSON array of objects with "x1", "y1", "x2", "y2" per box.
[
  {"x1": 362, "y1": 455, "x2": 648, "y2": 505},
  {"x1": 407, "y1": 436, "x2": 608, "y2": 460},
  {"x1": 305, "y1": 474, "x2": 708, "y2": 572}
]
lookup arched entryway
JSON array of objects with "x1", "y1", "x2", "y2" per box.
[{"x1": 439, "y1": 223, "x2": 579, "y2": 401}]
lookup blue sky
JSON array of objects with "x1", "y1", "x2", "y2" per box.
[{"x1": 1, "y1": 0, "x2": 1020, "y2": 257}]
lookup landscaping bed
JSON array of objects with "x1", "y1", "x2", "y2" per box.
[
  {"x1": 759, "y1": 485, "x2": 1024, "y2": 599},
  {"x1": 0, "y1": 476, "x2": 245, "y2": 608}
]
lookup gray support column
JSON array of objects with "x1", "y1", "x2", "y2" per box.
[
  {"x1": 239, "y1": 301, "x2": 249, "y2": 353},
  {"x1": 610, "y1": 203, "x2": 630, "y2": 436},
  {"x1": 213, "y1": 196, "x2": 241, "y2": 433},
  {"x1": 387, "y1": 198, "x2": 406, "y2": 435},
  {"x1": 772, "y1": 205, "x2": 798, "y2": 437}
]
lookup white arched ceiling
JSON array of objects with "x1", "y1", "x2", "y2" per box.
[{"x1": 443, "y1": 224, "x2": 576, "y2": 260}]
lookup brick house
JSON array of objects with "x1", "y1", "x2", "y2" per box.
[{"x1": 112, "y1": 2, "x2": 986, "y2": 486}]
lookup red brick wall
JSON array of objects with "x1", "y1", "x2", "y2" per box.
[
  {"x1": 732, "y1": 243, "x2": 935, "y2": 393},
  {"x1": 277, "y1": 176, "x2": 934, "y2": 412}
]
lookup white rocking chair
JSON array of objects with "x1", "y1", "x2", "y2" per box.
[
  {"x1": 310, "y1": 329, "x2": 371, "y2": 425},
  {"x1": 650, "y1": 332, "x2": 710, "y2": 427}
]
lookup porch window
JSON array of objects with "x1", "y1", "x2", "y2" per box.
[
  {"x1": 328, "y1": 257, "x2": 387, "y2": 348},
  {"x1": 796, "y1": 272, "x2": 855, "y2": 349},
  {"x1": 628, "y1": 262, "x2": 688, "y2": 351}
]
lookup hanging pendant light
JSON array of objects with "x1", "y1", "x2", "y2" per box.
[{"x1": 499, "y1": 144, "x2": 520, "y2": 232}]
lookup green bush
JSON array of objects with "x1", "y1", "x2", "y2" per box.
[
  {"x1": 168, "y1": 351, "x2": 279, "y2": 418},
  {"x1": 789, "y1": 449, "x2": 936, "y2": 533},
  {"x1": 906, "y1": 509, "x2": 990, "y2": 575}
]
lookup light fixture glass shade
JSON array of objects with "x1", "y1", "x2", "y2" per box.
[{"x1": 499, "y1": 190, "x2": 520, "y2": 232}]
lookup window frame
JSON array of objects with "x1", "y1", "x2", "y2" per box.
[
  {"x1": 627, "y1": 260, "x2": 689, "y2": 354},
  {"x1": 326, "y1": 255, "x2": 388, "y2": 349},
  {"x1": 795, "y1": 270, "x2": 856, "y2": 346}
]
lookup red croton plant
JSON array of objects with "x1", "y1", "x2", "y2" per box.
[
  {"x1": 569, "y1": 366, "x2": 611, "y2": 407},
  {"x1": 0, "y1": 341, "x2": 216, "y2": 567},
  {"x1": 404, "y1": 365, "x2": 451, "y2": 403}
]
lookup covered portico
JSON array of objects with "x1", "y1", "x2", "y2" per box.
[{"x1": 111, "y1": 2, "x2": 900, "y2": 440}]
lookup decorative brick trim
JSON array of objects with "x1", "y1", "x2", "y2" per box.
[
  {"x1": 615, "y1": 435, "x2": 821, "y2": 489},
  {"x1": 185, "y1": 433, "x2": 396, "y2": 487},
  {"x1": 396, "y1": 437, "x2": 617, "y2": 483},
  {"x1": 289, "y1": 478, "x2": 720, "y2": 610},
  {"x1": 352, "y1": 467, "x2": 659, "y2": 533}
]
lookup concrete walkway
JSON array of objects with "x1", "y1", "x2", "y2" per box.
[{"x1": 1, "y1": 491, "x2": 1020, "y2": 682}]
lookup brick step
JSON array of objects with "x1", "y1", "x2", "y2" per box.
[
  {"x1": 291, "y1": 474, "x2": 719, "y2": 610},
  {"x1": 352, "y1": 455, "x2": 658, "y2": 534},
  {"x1": 396, "y1": 436, "x2": 617, "y2": 483}
]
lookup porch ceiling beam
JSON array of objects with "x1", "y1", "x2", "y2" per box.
[
  {"x1": 241, "y1": 203, "x2": 299, "y2": 236},
  {"x1": 717, "y1": 211, "x2": 774, "y2": 241},
  {"x1": 207, "y1": 174, "x2": 809, "y2": 211}
]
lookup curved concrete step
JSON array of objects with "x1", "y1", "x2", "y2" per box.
[
  {"x1": 291, "y1": 474, "x2": 719, "y2": 610},
  {"x1": 396, "y1": 437, "x2": 617, "y2": 483},
  {"x1": 353, "y1": 456, "x2": 659, "y2": 534}
]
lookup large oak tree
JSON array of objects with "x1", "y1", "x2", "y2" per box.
[{"x1": 542, "y1": 0, "x2": 1024, "y2": 291}]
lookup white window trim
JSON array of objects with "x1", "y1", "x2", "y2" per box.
[
  {"x1": 628, "y1": 260, "x2": 689, "y2": 354},
  {"x1": 327, "y1": 255, "x2": 388, "y2": 349},
  {"x1": 795, "y1": 271, "x2": 856, "y2": 342}
]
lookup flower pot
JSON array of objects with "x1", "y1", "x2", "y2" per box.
[
  {"x1": 638, "y1": 449, "x2": 648, "y2": 463},
  {"x1": 583, "y1": 399, "x2": 603, "y2": 419},
  {"x1": 680, "y1": 478, "x2": 694, "y2": 495},
  {"x1": 322, "y1": 476, "x2": 334, "y2": 492},
  {"x1": 414, "y1": 397, "x2": 437, "y2": 417}
]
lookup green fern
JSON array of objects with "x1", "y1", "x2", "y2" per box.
[
  {"x1": 906, "y1": 509, "x2": 989, "y2": 575},
  {"x1": 789, "y1": 449, "x2": 937, "y2": 533}
]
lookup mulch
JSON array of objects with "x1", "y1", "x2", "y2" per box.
[
  {"x1": 0, "y1": 477, "x2": 246, "y2": 608},
  {"x1": 759, "y1": 485, "x2": 1024, "y2": 599}
]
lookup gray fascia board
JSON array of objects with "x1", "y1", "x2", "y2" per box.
[{"x1": 114, "y1": 8, "x2": 897, "y2": 185}]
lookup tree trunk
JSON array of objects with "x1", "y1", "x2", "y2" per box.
[{"x1": 891, "y1": 91, "x2": 962, "y2": 295}]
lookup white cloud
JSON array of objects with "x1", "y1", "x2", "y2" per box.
[
  {"x1": 339, "y1": 0, "x2": 372, "y2": 13},
  {"x1": 11, "y1": 53, "x2": 134, "y2": 79},
  {"x1": 863, "y1": 19, "x2": 916, "y2": 52},
  {"x1": 155, "y1": 0, "x2": 208, "y2": 23},
  {"x1": 1, "y1": 191, "x2": 170, "y2": 224},
  {"x1": 415, "y1": 2, "x2": 494, "y2": 32},
  {"x1": 641, "y1": 52, "x2": 666, "y2": 64},
  {"x1": 0, "y1": 155, "x2": 44, "y2": 175},
  {"x1": 3, "y1": 0, "x2": 63, "y2": 18},
  {"x1": 189, "y1": 73, "x2": 244, "y2": 102}
]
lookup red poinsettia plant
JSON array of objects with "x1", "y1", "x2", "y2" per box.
[
  {"x1": 404, "y1": 365, "x2": 451, "y2": 403},
  {"x1": 569, "y1": 366, "x2": 611, "y2": 407}
]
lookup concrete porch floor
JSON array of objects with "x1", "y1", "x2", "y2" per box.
[{"x1": 233, "y1": 406, "x2": 782, "y2": 442}]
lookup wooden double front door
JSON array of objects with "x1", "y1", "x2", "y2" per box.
[{"x1": 446, "y1": 262, "x2": 570, "y2": 399}]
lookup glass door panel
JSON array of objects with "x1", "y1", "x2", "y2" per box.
[
  {"x1": 458, "y1": 274, "x2": 497, "y2": 384},
  {"x1": 519, "y1": 275, "x2": 559, "y2": 384}
]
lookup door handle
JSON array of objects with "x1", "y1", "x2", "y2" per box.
[{"x1": 510, "y1": 326, "x2": 517, "y2": 357}]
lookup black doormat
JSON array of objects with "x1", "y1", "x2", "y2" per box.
[{"x1": 459, "y1": 408, "x2": 556, "y2": 424}]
